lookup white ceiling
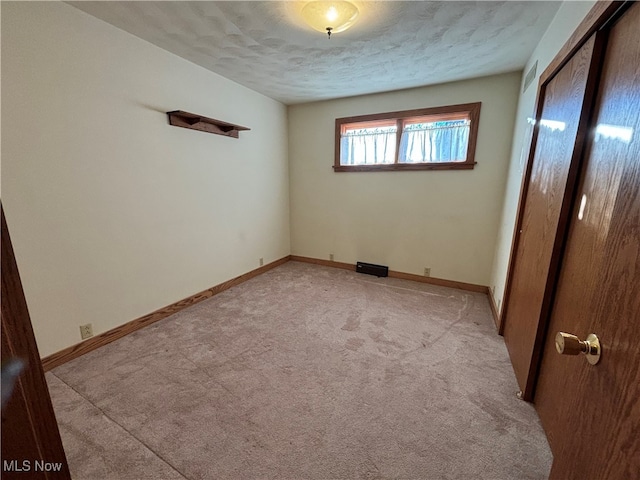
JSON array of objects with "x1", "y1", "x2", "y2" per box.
[{"x1": 68, "y1": 1, "x2": 562, "y2": 105}]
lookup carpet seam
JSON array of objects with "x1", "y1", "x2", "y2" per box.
[{"x1": 51, "y1": 372, "x2": 192, "y2": 480}]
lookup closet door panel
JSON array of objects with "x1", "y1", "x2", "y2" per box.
[
  {"x1": 502, "y1": 34, "x2": 602, "y2": 398},
  {"x1": 535, "y1": 3, "x2": 640, "y2": 477}
]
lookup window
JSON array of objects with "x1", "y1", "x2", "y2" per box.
[{"x1": 334, "y1": 103, "x2": 481, "y2": 172}]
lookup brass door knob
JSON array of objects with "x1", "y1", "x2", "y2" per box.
[{"x1": 555, "y1": 332, "x2": 601, "y2": 365}]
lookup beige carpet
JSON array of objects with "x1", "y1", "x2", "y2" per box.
[{"x1": 47, "y1": 261, "x2": 552, "y2": 479}]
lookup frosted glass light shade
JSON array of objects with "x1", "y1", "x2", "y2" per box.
[{"x1": 301, "y1": 1, "x2": 359, "y2": 34}]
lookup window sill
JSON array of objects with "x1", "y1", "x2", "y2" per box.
[{"x1": 333, "y1": 162, "x2": 476, "y2": 172}]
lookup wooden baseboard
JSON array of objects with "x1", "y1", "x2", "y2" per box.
[
  {"x1": 43, "y1": 254, "x2": 492, "y2": 371},
  {"x1": 387, "y1": 270, "x2": 488, "y2": 293},
  {"x1": 289, "y1": 255, "x2": 354, "y2": 271},
  {"x1": 488, "y1": 289, "x2": 501, "y2": 330},
  {"x1": 41, "y1": 255, "x2": 290, "y2": 371},
  {"x1": 290, "y1": 255, "x2": 488, "y2": 294}
]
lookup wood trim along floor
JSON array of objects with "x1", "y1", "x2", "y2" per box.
[
  {"x1": 387, "y1": 270, "x2": 488, "y2": 294},
  {"x1": 290, "y1": 255, "x2": 489, "y2": 294},
  {"x1": 289, "y1": 255, "x2": 355, "y2": 271},
  {"x1": 41, "y1": 256, "x2": 290, "y2": 371},
  {"x1": 42, "y1": 255, "x2": 492, "y2": 371},
  {"x1": 488, "y1": 289, "x2": 501, "y2": 330}
]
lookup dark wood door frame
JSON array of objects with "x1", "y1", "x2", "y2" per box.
[
  {"x1": 502, "y1": 33, "x2": 604, "y2": 400},
  {"x1": 497, "y1": 2, "x2": 629, "y2": 401},
  {"x1": 499, "y1": 0, "x2": 625, "y2": 335},
  {"x1": 1, "y1": 204, "x2": 71, "y2": 479},
  {"x1": 536, "y1": 3, "x2": 640, "y2": 475}
]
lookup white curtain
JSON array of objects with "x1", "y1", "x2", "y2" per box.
[
  {"x1": 399, "y1": 120, "x2": 470, "y2": 163},
  {"x1": 340, "y1": 126, "x2": 397, "y2": 165}
]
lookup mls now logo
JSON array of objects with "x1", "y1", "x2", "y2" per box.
[{"x1": 3, "y1": 460, "x2": 64, "y2": 472}]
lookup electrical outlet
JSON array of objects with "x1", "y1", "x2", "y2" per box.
[
  {"x1": 424, "y1": 267, "x2": 431, "y2": 277},
  {"x1": 80, "y1": 323, "x2": 93, "y2": 340},
  {"x1": 329, "y1": 253, "x2": 334, "y2": 261},
  {"x1": 259, "y1": 257, "x2": 264, "y2": 266}
]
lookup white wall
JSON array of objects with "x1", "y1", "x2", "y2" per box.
[
  {"x1": 288, "y1": 72, "x2": 521, "y2": 286},
  {"x1": 488, "y1": 0, "x2": 597, "y2": 314},
  {"x1": 1, "y1": 2, "x2": 290, "y2": 357}
]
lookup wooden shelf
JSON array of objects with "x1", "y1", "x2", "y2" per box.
[{"x1": 166, "y1": 110, "x2": 250, "y2": 138}]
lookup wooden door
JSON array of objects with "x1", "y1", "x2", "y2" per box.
[
  {"x1": 501, "y1": 34, "x2": 602, "y2": 399},
  {"x1": 534, "y1": 3, "x2": 640, "y2": 477},
  {"x1": 1, "y1": 205, "x2": 71, "y2": 479}
]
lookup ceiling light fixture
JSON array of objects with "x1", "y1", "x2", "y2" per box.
[{"x1": 301, "y1": 1, "x2": 359, "y2": 39}]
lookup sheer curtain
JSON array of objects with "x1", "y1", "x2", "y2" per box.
[
  {"x1": 399, "y1": 120, "x2": 470, "y2": 163},
  {"x1": 340, "y1": 126, "x2": 397, "y2": 165}
]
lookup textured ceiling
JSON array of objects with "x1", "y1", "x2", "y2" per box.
[{"x1": 68, "y1": 1, "x2": 562, "y2": 105}]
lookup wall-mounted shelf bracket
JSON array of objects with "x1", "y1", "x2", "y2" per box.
[{"x1": 166, "y1": 110, "x2": 250, "y2": 138}]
